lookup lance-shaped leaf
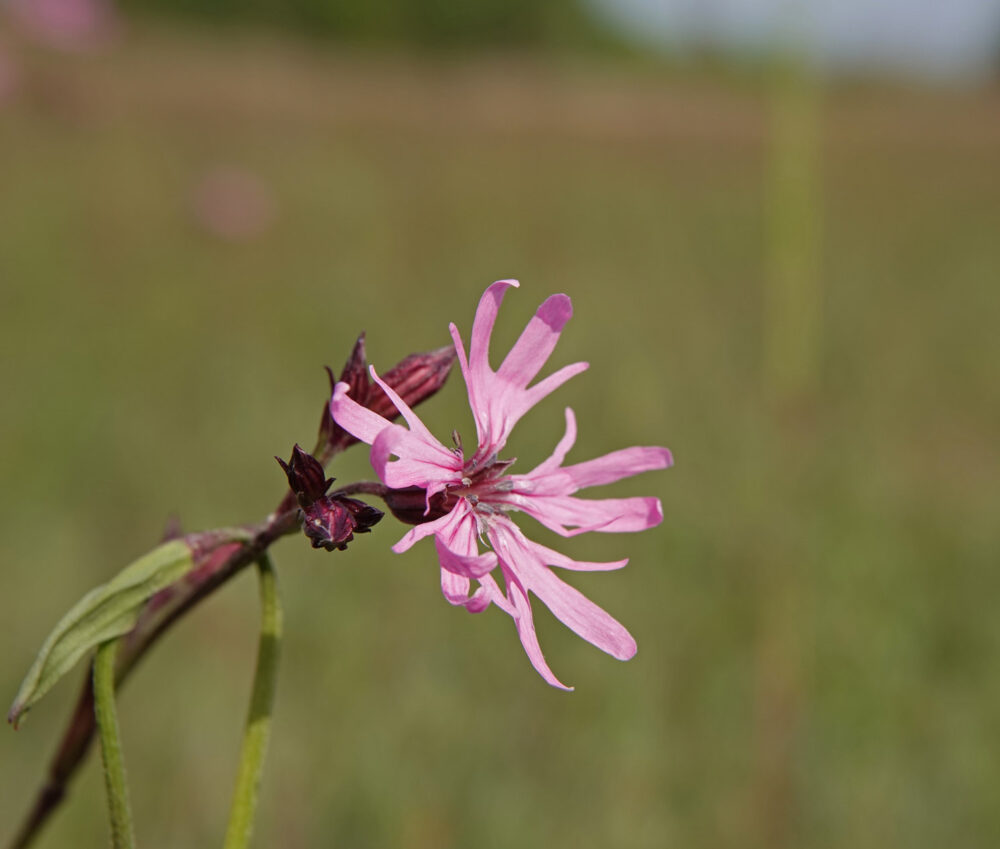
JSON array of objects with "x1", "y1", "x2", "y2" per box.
[{"x1": 8, "y1": 539, "x2": 198, "y2": 729}]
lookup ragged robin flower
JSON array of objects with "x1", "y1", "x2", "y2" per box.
[{"x1": 330, "y1": 280, "x2": 672, "y2": 689}]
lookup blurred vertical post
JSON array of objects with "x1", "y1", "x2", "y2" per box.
[
  {"x1": 765, "y1": 46, "x2": 821, "y2": 407},
  {"x1": 754, "y1": 11, "x2": 821, "y2": 848}
]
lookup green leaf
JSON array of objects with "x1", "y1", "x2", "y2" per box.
[{"x1": 8, "y1": 539, "x2": 196, "y2": 729}]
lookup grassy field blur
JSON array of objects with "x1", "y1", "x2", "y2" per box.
[{"x1": 1, "y1": 23, "x2": 999, "y2": 849}]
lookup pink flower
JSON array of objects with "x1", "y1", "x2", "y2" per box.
[{"x1": 330, "y1": 280, "x2": 672, "y2": 689}]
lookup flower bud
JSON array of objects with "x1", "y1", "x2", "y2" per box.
[
  {"x1": 365, "y1": 344, "x2": 457, "y2": 421},
  {"x1": 277, "y1": 445, "x2": 383, "y2": 551},
  {"x1": 276, "y1": 444, "x2": 333, "y2": 507},
  {"x1": 301, "y1": 495, "x2": 383, "y2": 552},
  {"x1": 315, "y1": 334, "x2": 456, "y2": 457}
]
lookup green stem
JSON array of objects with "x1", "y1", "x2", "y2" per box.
[
  {"x1": 222, "y1": 555, "x2": 283, "y2": 849},
  {"x1": 93, "y1": 640, "x2": 135, "y2": 849}
]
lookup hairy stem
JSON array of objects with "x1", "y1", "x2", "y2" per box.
[
  {"x1": 93, "y1": 640, "x2": 135, "y2": 849},
  {"x1": 222, "y1": 556, "x2": 283, "y2": 849}
]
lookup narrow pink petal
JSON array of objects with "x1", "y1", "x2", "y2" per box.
[
  {"x1": 440, "y1": 566, "x2": 495, "y2": 613},
  {"x1": 448, "y1": 322, "x2": 472, "y2": 396},
  {"x1": 517, "y1": 495, "x2": 664, "y2": 536},
  {"x1": 439, "y1": 500, "x2": 479, "y2": 554},
  {"x1": 475, "y1": 572, "x2": 514, "y2": 615},
  {"x1": 491, "y1": 523, "x2": 636, "y2": 660},
  {"x1": 473, "y1": 364, "x2": 587, "y2": 461},
  {"x1": 469, "y1": 279, "x2": 519, "y2": 380},
  {"x1": 521, "y1": 556, "x2": 637, "y2": 661},
  {"x1": 520, "y1": 360, "x2": 589, "y2": 412},
  {"x1": 496, "y1": 293, "x2": 573, "y2": 388},
  {"x1": 524, "y1": 407, "x2": 578, "y2": 477},
  {"x1": 450, "y1": 321, "x2": 488, "y2": 450},
  {"x1": 370, "y1": 425, "x2": 460, "y2": 490},
  {"x1": 557, "y1": 446, "x2": 673, "y2": 492},
  {"x1": 504, "y1": 572, "x2": 573, "y2": 691},
  {"x1": 329, "y1": 382, "x2": 392, "y2": 445},
  {"x1": 368, "y1": 366, "x2": 439, "y2": 443},
  {"x1": 435, "y1": 535, "x2": 497, "y2": 579},
  {"x1": 392, "y1": 509, "x2": 462, "y2": 553},
  {"x1": 441, "y1": 568, "x2": 472, "y2": 606},
  {"x1": 432, "y1": 507, "x2": 501, "y2": 612},
  {"x1": 531, "y1": 541, "x2": 629, "y2": 572},
  {"x1": 459, "y1": 279, "x2": 520, "y2": 455}
]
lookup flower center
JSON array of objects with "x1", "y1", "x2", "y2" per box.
[{"x1": 453, "y1": 454, "x2": 516, "y2": 510}]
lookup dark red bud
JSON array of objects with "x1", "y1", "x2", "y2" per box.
[
  {"x1": 338, "y1": 333, "x2": 370, "y2": 398},
  {"x1": 316, "y1": 338, "x2": 457, "y2": 458},
  {"x1": 366, "y1": 344, "x2": 457, "y2": 421},
  {"x1": 302, "y1": 496, "x2": 383, "y2": 552},
  {"x1": 316, "y1": 335, "x2": 370, "y2": 454},
  {"x1": 381, "y1": 486, "x2": 456, "y2": 526},
  {"x1": 276, "y1": 444, "x2": 334, "y2": 506},
  {"x1": 277, "y1": 444, "x2": 383, "y2": 552}
]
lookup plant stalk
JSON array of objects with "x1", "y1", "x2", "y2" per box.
[
  {"x1": 222, "y1": 555, "x2": 283, "y2": 849},
  {"x1": 93, "y1": 640, "x2": 135, "y2": 849},
  {"x1": 6, "y1": 510, "x2": 300, "y2": 849}
]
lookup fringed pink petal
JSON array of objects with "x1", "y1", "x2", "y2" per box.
[
  {"x1": 370, "y1": 425, "x2": 461, "y2": 490},
  {"x1": 368, "y1": 366, "x2": 440, "y2": 443},
  {"x1": 521, "y1": 445, "x2": 673, "y2": 497},
  {"x1": 491, "y1": 523, "x2": 636, "y2": 661},
  {"x1": 433, "y1": 506, "x2": 501, "y2": 612},
  {"x1": 440, "y1": 568, "x2": 472, "y2": 606},
  {"x1": 525, "y1": 407, "x2": 578, "y2": 478},
  {"x1": 520, "y1": 360, "x2": 589, "y2": 413},
  {"x1": 435, "y1": 535, "x2": 497, "y2": 579},
  {"x1": 474, "y1": 572, "x2": 513, "y2": 615},
  {"x1": 449, "y1": 284, "x2": 588, "y2": 460},
  {"x1": 469, "y1": 279, "x2": 519, "y2": 381},
  {"x1": 529, "y1": 569, "x2": 637, "y2": 661},
  {"x1": 329, "y1": 382, "x2": 393, "y2": 445},
  {"x1": 516, "y1": 495, "x2": 664, "y2": 536},
  {"x1": 440, "y1": 500, "x2": 479, "y2": 554},
  {"x1": 472, "y1": 362, "x2": 587, "y2": 462},
  {"x1": 392, "y1": 509, "x2": 462, "y2": 553},
  {"x1": 497, "y1": 293, "x2": 572, "y2": 387},
  {"x1": 504, "y1": 570, "x2": 573, "y2": 691},
  {"x1": 557, "y1": 446, "x2": 673, "y2": 491},
  {"x1": 530, "y1": 541, "x2": 629, "y2": 572}
]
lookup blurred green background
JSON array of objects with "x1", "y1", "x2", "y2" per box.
[{"x1": 1, "y1": 1, "x2": 999, "y2": 847}]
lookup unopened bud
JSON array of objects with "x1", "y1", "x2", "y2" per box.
[
  {"x1": 277, "y1": 445, "x2": 383, "y2": 552},
  {"x1": 315, "y1": 335, "x2": 456, "y2": 458},
  {"x1": 316, "y1": 335, "x2": 368, "y2": 455},
  {"x1": 364, "y1": 344, "x2": 457, "y2": 421},
  {"x1": 301, "y1": 495, "x2": 383, "y2": 552},
  {"x1": 276, "y1": 444, "x2": 332, "y2": 507}
]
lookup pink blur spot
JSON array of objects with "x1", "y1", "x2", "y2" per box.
[
  {"x1": 8, "y1": 0, "x2": 119, "y2": 52},
  {"x1": 192, "y1": 168, "x2": 277, "y2": 242}
]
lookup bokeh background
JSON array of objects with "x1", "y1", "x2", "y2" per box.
[{"x1": 2, "y1": 1, "x2": 999, "y2": 847}]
